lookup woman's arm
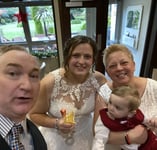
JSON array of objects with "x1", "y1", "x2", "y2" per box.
[
  {"x1": 29, "y1": 73, "x2": 74, "y2": 132},
  {"x1": 93, "y1": 94, "x2": 107, "y2": 135},
  {"x1": 108, "y1": 125, "x2": 148, "y2": 145},
  {"x1": 94, "y1": 71, "x2": 107, "y2": 86},
  {"x1": 29, "y1": 73, "x2": 57, "y2": 128}
]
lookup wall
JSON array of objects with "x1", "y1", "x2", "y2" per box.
[
  {"x1": 152, "y1": 68, "x2": 157, "y2": 80},
  {"x1": 39, "y1": 57, "x2": 59, "y2": 78},
  {"x1": 120, "y1": 0, "x2": 152, "y2": 76}
]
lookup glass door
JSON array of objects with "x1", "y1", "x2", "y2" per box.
[
  {"x1": 70, "y1": 7, "x2": 96, "y2": 40},
  {"x1": 52, "y1": 0, "x2": 113, "y2": 73}
]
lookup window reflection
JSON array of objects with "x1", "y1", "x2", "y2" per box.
[
  {"x1": 70, "y1": 8, "x2": 96, "y2": 39},
  {"x1": 0, "y1": 7, "x2": 26, "y2": 43},
  {"x1": 70, "y1": 8, "x2": 86, "y2": 36},
  {"x1": 107, "y1": 3, "x2": 117, "y2": 46},
  {"x1": 28, "y1": 6, "x2": 55, "y2": 42},
  {"x1": 0, "y1": 1, "x2": 59, "y2": 74}
]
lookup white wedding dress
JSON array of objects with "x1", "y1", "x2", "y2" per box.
[{"x1": 39, "y1": 69, "x2": 102, "y2": 150}]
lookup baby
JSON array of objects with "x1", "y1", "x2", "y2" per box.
[{"x1": 92, "y1": 85, "x2": 157, "y2": 150}]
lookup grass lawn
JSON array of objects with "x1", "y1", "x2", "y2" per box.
[
  {"x1": 71, "y1": 21, "x2": 85, "y2": 33},
  {"x1": 1, "y1": 22, "x2": 25, "y2": 40},
  {"x1": 0, "y1": 20, "x2": 86, "y2": 41}
]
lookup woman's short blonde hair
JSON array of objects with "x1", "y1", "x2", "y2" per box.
[{"x1": 103, "y1": 44, "x2": 134, "y2": 67}]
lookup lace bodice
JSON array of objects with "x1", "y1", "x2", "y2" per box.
[{"x1": 49, "y1": 69, "x2": 101, "y2": 118}]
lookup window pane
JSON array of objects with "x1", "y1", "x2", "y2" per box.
[
  {"x1": 0, "y1": 7, "x2": 26, "y2": 43},
  {"x1": 107, "y1": 4, "x2": 117, "y2": 46},
  {"x1": 70, "y1": 8, "x2": 96, "y2": 39},
  {"x1": 0, "y1": 2, "x2": 59, "y2": 75},
  {"x1": 28, "y1": 6, "x2": 55, "y2": 42},
  {"x1": 70, "y1": 8, "x2": 86, "y2": 36}
]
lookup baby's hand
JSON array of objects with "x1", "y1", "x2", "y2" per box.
[{"x1": 146, "y1": 117, "x2": 157, "y2": 128}]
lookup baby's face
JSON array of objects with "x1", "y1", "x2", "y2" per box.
[{"x1": 107, "y1": 94, "x2": 130, "y2": 119}]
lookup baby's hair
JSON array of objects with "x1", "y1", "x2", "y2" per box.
[{"x1": 112, "y1": 85, "x2": 140, "y2": 111}]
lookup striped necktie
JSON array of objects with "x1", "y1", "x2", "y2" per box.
[{"x1": 9, "y1": 124, "x2": 25, "y2": 150}]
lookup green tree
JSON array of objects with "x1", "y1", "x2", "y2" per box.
[
  {"x1": 31, "y1": 6, "x2": 44, "y2": 34},
  {"x1": 33, "y1": 6, "x2": 53, "y2": 36}
]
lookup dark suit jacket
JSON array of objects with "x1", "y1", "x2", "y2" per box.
[{"x1": 0, "y1": 119, "x2": 47, "y2": 150}]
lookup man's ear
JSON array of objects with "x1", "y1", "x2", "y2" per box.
[{"x1": 128, "y1": 110, "x2": 136, "y2": 118}]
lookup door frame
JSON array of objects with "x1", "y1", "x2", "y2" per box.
[{"x1": 140, "y1": 0, "x2": 157, "y2": 77}]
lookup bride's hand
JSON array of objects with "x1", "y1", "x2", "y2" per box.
[{"x1": 57, "y1": 118, "x2": 75, "y2": 134}]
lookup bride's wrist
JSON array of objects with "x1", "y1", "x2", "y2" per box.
[{"x1": 55, "y1": 118, "x2": 59, "y2": 129}]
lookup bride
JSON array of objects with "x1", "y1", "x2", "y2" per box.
[{"x1": 29, "y1": 35, "x2": 107, "y2": 150}]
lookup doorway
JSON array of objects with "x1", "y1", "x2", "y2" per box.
[{"x1": 52, "y1": 0, "x2": 109, "y2": 73}]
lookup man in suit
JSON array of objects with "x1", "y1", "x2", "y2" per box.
[{"x1": 0, "y1": 45, "x2": 47, "y2": 150}]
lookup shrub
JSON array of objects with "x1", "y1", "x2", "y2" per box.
[
  {"x1": 81, "y1": 23, "x2": 86, "y2": 30},
  {"x1": 71, "y1": 19, "x2": 81, "y2": 24},
  {"x1": 48, "y1": 26, "x2": 54, "y2": 34},
  {"x1": 0, "y1": 18, "x2": 6, "y2": 25}
]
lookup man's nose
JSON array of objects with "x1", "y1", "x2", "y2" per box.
[{"x1": 19, "y1": 75, "x2": 32, "y2": 91}]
